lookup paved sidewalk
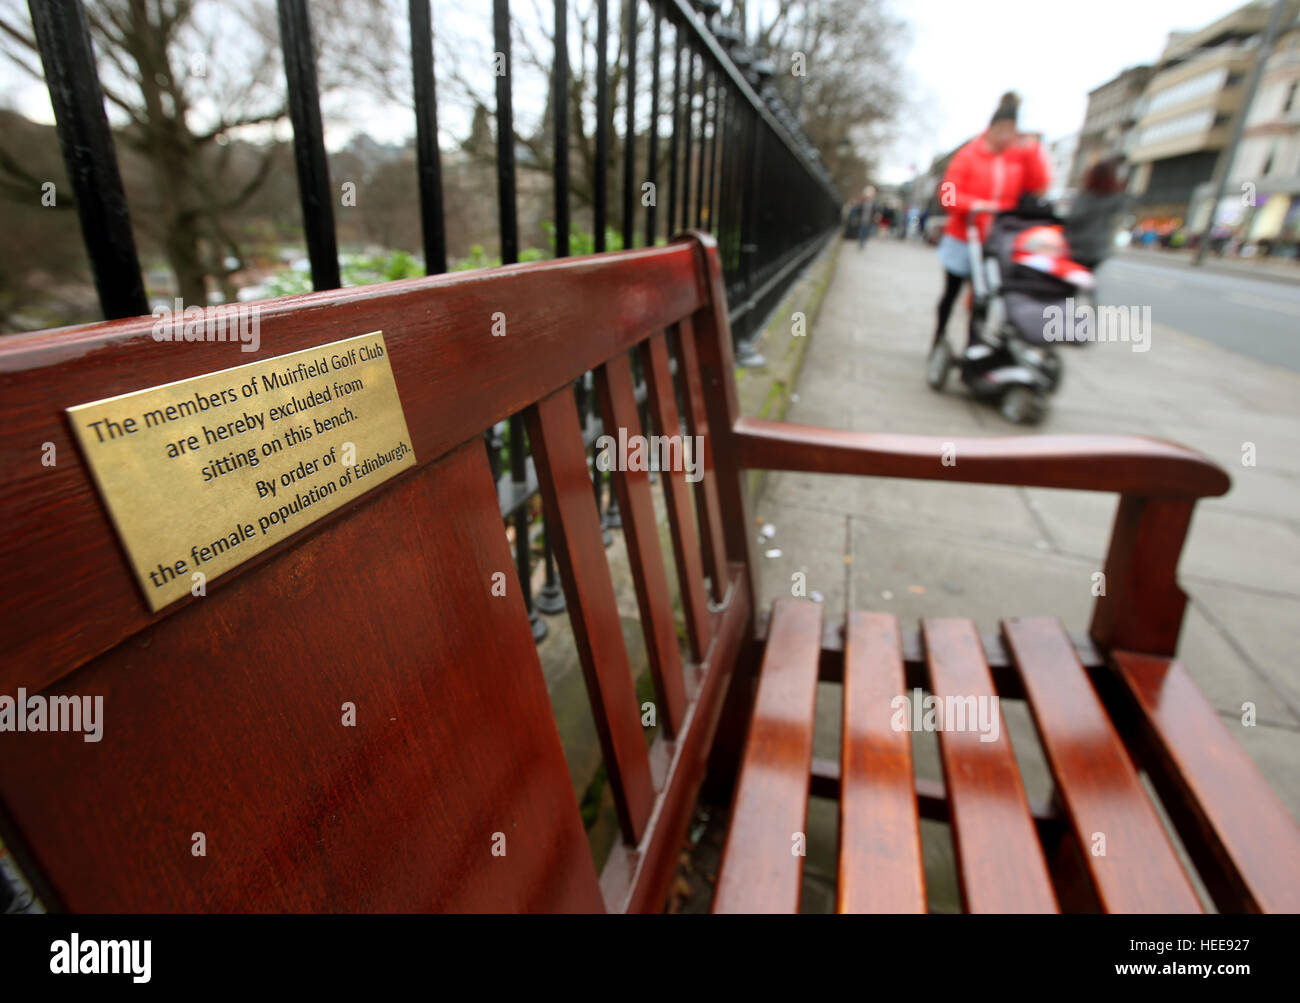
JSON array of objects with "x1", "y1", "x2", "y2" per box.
[{"x1": 752, "y1": 236, "x2": 1300, "y2": 912}]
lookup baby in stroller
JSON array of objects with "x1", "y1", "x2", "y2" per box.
[{"x1": 983, "y1": 198, "x2": 1096, "y2": 347}]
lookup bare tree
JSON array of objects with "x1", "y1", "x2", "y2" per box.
[
  {"x1": 432, "y1": 0, "x2": 637, "y2": 240},
  {"x1": 0, "y1": 0, "x2": 402, "y2": 304},
  {"x1": 433, "y1": 0, "x2": 907, "y2": 233},
  {"x1": 734, "y1": 0, "x2": 907, "y2": 190}
]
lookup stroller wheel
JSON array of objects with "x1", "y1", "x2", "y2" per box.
[
  {"x1": 1000, "y1": 386, "x2": 1047, "y2": 425},
  {"x1": 926, "y1": 339, "x2": 953, "y2": 391}
]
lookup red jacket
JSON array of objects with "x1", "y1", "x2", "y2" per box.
[{"x1": 940, "y1": 133, "x2": 1050, "y2": 243}]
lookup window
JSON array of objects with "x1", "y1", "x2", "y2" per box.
[
  {"x1": 1146, "y1": 67, "x2": 1229, "y2": 114},
  {"x1": 1284, "y1": 82, "x2": 1298, "y2": 114},
  {"x1": 1137, "y1": 108, "x2": 1215, "y2": 146}
]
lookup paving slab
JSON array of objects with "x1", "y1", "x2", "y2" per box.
[{"x1": 1186, "y1": 582, "x2": 1300, "y2": 721}]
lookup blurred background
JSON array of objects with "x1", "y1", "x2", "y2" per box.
[
  {"x1": 0, "y1": 0, "x2": 907, "y2": 329},
  {"x1": 3, "y1": 0, "x2": 1295, "y2": 333}
]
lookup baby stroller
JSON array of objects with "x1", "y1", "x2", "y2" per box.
[{"x1": 927, "y1": 198, "x2": 1094, "y2": 424}]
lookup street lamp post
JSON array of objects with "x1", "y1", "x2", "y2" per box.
[{"x1": 1193, "y1": 0, "x2": 1292, "y2": 266}]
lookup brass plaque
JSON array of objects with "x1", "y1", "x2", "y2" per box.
[{"x1": 68, "y1": 331, "x2": 417, "y2": 612}]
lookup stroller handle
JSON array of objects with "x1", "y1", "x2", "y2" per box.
[
  {"x1": 966, "y1": 216, "x2": 989, "y2": 300},
  {"x1": 966, "y1": 205, "x2": 999, "y2": 257}
]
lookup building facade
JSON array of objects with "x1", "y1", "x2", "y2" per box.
[
  {"x1": 1070, "y1": 65, "x2": 1153, "y2": 188},
  {"x1": 1228, "y1": 24, "x2": 1300, "y2": 252},
  {"x1": 1126, "y1": 1, "x2": 1297, "y2": 216}
]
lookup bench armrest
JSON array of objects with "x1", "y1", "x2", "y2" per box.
[
  {"x1": 731, "y1": 416, "x2": 1231, "y2": 656},
  {"x1": 732, "y1": 417, "x2": 1230, "y2": 499}
]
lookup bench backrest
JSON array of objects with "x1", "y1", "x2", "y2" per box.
[{"x1": 0, "y1": 234, "x2": 755, "y2": 912}]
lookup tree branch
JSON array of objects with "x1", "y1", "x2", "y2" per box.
[
  {"x1": 208, "y1": 144, "x2": 277, "y2": 213},
  {"x1": 0, "y1": 146, "x2": 75, "y2": 208},
  {"x1": 193, "y1": 106, "x2": 287, "y2": 144}
]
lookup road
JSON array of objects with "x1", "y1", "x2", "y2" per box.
[{"x1": 1098, "y1": 255, "x2": 1300, "y2": 372}]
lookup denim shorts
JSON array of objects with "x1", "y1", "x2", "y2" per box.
[{"x1": 938, "y1": 233, "x2": 972, "y2": 278}]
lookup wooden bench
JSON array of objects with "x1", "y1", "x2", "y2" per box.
[{"x1": 1, "y1": 233, "x2": 1296, "y2": 913}]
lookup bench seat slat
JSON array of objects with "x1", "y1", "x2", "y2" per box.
[
  {"x1": 838, "y1": 611, "x2": 926, "y2": 913},
  {"x1": 713, "y1": 598, "x2": 823, "y2": 913},
  {"x1": 673, "y1": 317, "x2": 729, "y2": 605},
  {"x1": 922, "y1": 618, "x2": 1058, "y2": 913},
  {"x1": 595, "y1": 352, "x2": 688, "y2": 737},
  {"x1": 1002, "y1": 617, "x2": 1202, "y2": 913},
  {"x1": 640, "y1": 331, "x2": 710, "y2": 665},
  {"x1": 1111, "y1": 650, "x2": 1300, "y2": 913},
  {"x1": 525, "y1": 388, "x2": 655, "y2": 844}
]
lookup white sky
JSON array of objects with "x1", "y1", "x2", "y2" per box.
[
  {"x1": 0, "y1": 0, "x2": 1257, "y2": 183},
  {"x1": 880, "y1": 0, "x2": 1251, "y2": 182}
]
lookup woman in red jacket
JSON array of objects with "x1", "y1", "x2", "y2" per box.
[{"x1": 934, "y1": 92, "x2": 1050, "y2": 351}]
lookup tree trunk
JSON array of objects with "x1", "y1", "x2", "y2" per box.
[{"x1": 163, "y1": 220, "x2": 207, "y2": 306}]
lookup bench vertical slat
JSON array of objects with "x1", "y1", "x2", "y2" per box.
[
  {"x1": 1109, "y1": 650, "x2": 1300, "y2": 913},
  {"x1": 922, "y1": 618, "x2": 1058, "y2": 913},
  {"x1": 640, "y1": 330, "x2": 711, "y2": 664},
  {"x1": 682, "y1": 234, "x2": 760, "y2": 616},
  {"x1": 713, "y1": 598, "x2": 823, "y2": 913},
  {"x1": 526, "y1": 388, "x2": 655, "y2": 843},
  {"x1": 673, "y1": 316, "x2": 730, "y2": 604},
  {"x1": 1002, "y1": 617, "x2": 1202, "y2": 913},
  {"x1": 595, "y1": 351, "x2": 688, "y2": 737},
  {"x1": 839, "y1": 611, "x2": 926, "y2": 913}
]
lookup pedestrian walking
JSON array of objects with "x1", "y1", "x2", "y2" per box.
[
  {"x1": 933, "y1": 92, "x2": 1050, "y2": 351},
  {"x1": 1065, "y1": 156, "x2": 1130, "y2": 272},
  {"x1": 858, "y1": 185, "x2": 877, "y2": 250}
]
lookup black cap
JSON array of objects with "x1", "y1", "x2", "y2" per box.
[{"x1": 990, "y1": 91, "x2": 1019, "y2": 126}]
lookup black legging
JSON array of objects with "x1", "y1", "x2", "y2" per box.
[{"x1": 935, "y1": 270, "x2": 982, "y2": 349}]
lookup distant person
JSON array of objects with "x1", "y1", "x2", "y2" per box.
[
  {"x1": 933, "y1": 91, "x2": 1049, "y2": 351},
  {"x1": 858, "y1": 185, "x2": 877, "y2": 249},
  {"x1": 1065, "y1": 156, "x2": 1130, "y2": 271}
]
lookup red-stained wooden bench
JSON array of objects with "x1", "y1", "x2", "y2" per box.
[{"x1": 1, "y1": 233, "x2": 1296, "y2": 913}]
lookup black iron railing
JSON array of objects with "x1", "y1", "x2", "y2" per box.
[{"x1": 28, "y1": 0, "x2": 842, "y2": 642}]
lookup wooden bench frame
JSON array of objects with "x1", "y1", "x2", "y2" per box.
[{"x1": 0, "y1": 233, "x2": 1295, "y2": 913}]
